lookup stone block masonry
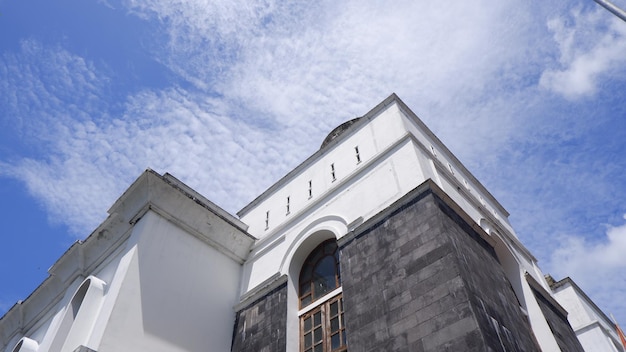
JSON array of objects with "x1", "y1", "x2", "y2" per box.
[
  {"x1": 531, "y1": 286, "x2": 585, "y2": 352},
  {"x1": 338, "y1": 181, "x2": 541, "y2": 351},
  {"x1": 231, "y1": 282, "x2": 287, "y2": 352}
]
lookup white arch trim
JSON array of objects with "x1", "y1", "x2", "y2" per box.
[
  {"x1": 280, "y1": 215, "x2": 348, "y2": 352},
  {"x1": 480, "y1": 218, "x2": 525, "y2": 266},
  {"x1": 48, "y1": 275, "x2": 106, "y2": 352},
  {"x1": 11, "y1": 337, "x2": 38, "y2": 352},
  {"x1": 278, "y1": 215, "x2": 348, "y2": 275}
]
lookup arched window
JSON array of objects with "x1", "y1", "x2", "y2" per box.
[
  {"x1": 49, "y1": 278, "x2": 92, "y2": 351},
  {"x1": 299, "y1": 240, "x2": 347, "y2": 352},
  {"x1": 49, "y1": 275, "x2": 106, "y2": 352}
]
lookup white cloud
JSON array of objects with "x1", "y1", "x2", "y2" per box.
[
  {"x1": 124, "y1": 0, "x2": 572, "y2": 177},
  {"x1": 1, "y1": 75, "x2": 323, "y2": 235},
  {"x1": 3, "y1": 0, "x2": 626, "y2": 325},
  {"x1": 125, "y1": 0, "x2": 544, "y2": 119},
  {"x1": 540, "y1": 8, "x2": 626, "y2": 99},
  {"x1": 2, "y1": 1, "x2": 622, "y2": 248},
  {"x1": 0, "y1": 40, "x2": 108, "y2": 146},
  {"x1": 3, "y1": 87, "x2": 276, "y2": 234}
]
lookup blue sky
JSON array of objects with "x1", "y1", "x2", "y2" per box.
[{"x1": 1, "y1": 0, "x2": 626, "y2": 328}]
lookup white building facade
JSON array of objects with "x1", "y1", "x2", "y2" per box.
[
  {"x1": 548, "y1": 276, "x2": 625, "y2": 352},
  {"x1": 1, "y1": 94, "x2": 620, "y2": 352}
]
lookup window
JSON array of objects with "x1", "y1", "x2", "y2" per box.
[
  {"x1": 308, "y1": 180, "x2": 313, "y2": 199},
  {"x1": 299, "y1": 240, "x2": 347, "y2": 352},
  {"x1": 48, "y1": 276, "x2": 106, "y2": 352},
  {"x1": 286, "y1": 196, "x2": 291, "y2": 215},
  {"x1": 331, "y1": 164, "x2": 336, "y2": 182},
  {"x1": 300, "y1": 295, "x2": 347, "y2": 352},
  {"x1": 265, "y1": 211, "x2": 270, "y2": 230},
  {"x1": 299, "y1": 240, "x2": 341, "y2": 307},
  {"x1": 355, "y1": 146, "x2": 361, "y2": 164},
  {"x1": 49, "y1": 279, "x2": 91, "y2": 351}
]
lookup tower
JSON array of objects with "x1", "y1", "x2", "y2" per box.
[{"x1": 231, "y1": 94, "x2": 583, "y2": 351}]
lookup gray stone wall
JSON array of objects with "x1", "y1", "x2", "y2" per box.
[
  {"x1": 531, "y1": 287, "x2": 585, "y2": 352},
  {"x1": 231, "y1": 283, "x2": 287, "y2": 352},
  {"x1": 339, "y1": 183, "x2": 540, "y2": 351},
  {"x1": 435, "y1": 195, "x2": 542, "y2": 352}
]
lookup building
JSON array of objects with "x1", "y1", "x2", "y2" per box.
[
  {"x1": 0, "y1": 94, "x2": 620, "y2": 351},
  {"x1": 547, "y1": 276, "x2": 625, "y2": 352}
]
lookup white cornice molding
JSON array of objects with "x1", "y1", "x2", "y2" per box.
[
  {"x1": 112, "y1": 170, "x2": 255, "y2": 262},
  {"x1": 1, "y1": 170, "x2": 255, "y2": 348}
]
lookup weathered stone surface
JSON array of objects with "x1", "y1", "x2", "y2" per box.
[
  {"x1": 231, "y1": 283, "x2": 287, "y2": 352},
  {"x1": 531, "y1": 287, "x2": 585, "y2": 352},
  {"x1": 339, "y1": 184, "x2": 540, "y2": 352}
]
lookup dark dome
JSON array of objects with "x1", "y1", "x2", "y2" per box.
[{"x1": 320, "y1": 118, "x2": 361, "y2": 149}]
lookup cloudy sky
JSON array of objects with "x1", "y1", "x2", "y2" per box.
[{"x1": 1, "y1": 0, "x2": 626, "y2": 327}]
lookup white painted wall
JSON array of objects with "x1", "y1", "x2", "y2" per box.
[
  {"x1": 552, "y1": 281, "x2": 624, "y2": 352},
  {"x1": 240, "y1": 102, "x2": 407, "y2": 237},
  {"x1": 3, "y1": 210, "x2": 243, "y2": 352},
  {"x1": 2, "y1": 171, "x2": 251, "y2": 352},
  {"x1": 4, "y1": 261, "x2": 119, "y2": 351},
  {"x1": 96, "y1": 210, "x2": 241, "y2": 352}
]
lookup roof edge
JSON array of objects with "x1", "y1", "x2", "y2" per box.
[{"x1": 237, "y1": 93, "x2": 401, "y2": 217}]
